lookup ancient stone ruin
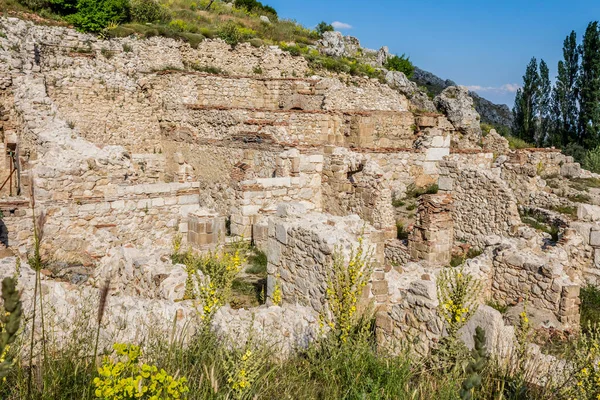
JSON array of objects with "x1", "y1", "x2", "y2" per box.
[{"x1": 0, "y1": 16, "x2": 599, "y2": 360}]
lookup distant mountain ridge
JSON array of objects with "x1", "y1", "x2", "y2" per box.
[{"x1": 412, "y1": 67, "x2": 513, "y2": 131}]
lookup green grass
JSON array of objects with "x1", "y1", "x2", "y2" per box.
[
  {"x1": 396, "y1": 222, "x2": 409, "y2": 240},
  {"x1": 549, "y1": 205, "x2": 578, "y2": 218},
  {"x1": 520, "y1": 211, "x2": 560, "y2": 242},
  {"x1": 486, "y1": 300, "x2": 508, "y2": 314},
  {"x1": 406, "y1": 183, "x2": 439, "y2": 199},
  {"x1": 567, "y1": 193, "x2": 591, "y2": 203},
  {"x1": 570, "y1": 177, "x2": 600, "y2": 190},
  {"x1": 581, "y1": 285, "x2": 600, "y2": 333},
  {"x1": 246, "y1": 248, "x2": 267, "y2": 275},
  {"x1": 507, "y1": 136, "x2": 534, "y2": 150}
]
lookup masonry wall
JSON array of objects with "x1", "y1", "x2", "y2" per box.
[
  {"x1": 439, "y1": 159, "x2": 521, "y2": 247},
  {"x1": 4, "y1": 182, "x2": 202, "y2": 262},
  {"x1": 265, "y1": 206, "x2": 386, "y2": 313}
]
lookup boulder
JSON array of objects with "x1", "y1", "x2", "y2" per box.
[
  {"x1": 578, "y1": 203, "x2": 600, "y2": 222},
  {"x1": 259, "y1": 15, "x2": 271, "y2": 24},
  {"x1": 459, "y1": 305, "x2": 515, "y2": 358},
  {"x1": 560, "y1": 162, "x2": 582, "y2": 178},
  {"x1": 376, "y1": 46, "x2": 390, "y2": 66},
  {"x1": 505, "y1": 303, "x2": 561, "y2": 330},
  {"x1": 318, "y1": 31, "x2": 345, "y2": 57},
  {"x1": 385, "y1": 71, "x2": 436, "y2": 112},
  {"x1": 435, "y1": 86, "x2": 482, "y2": 141}
]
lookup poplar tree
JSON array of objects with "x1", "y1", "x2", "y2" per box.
[
  {"x1": 537, "y1": 60, "x2": 552, "y2": 145},
  {"x1": 554, "y1": 31, "x2": 580, "y2": 146},
  {"x1": 579, "y1": 21, "x2": 600, "y2": 147},
  {"x1": 512, "y1": 57, "x2": 540, "y2": 143}
]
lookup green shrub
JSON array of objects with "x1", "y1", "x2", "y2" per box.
[
  {"x1": 169, "y1": 18, "x2": 189, "y2": 32},
  {"x1": 67, "y1": 0, "x2": 130, "y2": 33},
  {"x1": 581, "y1": 285, "x2": 600, "y2": 333},
  {"x1": 48, "y1": 0, "x2": 77, "y2": 14},
  {"x1": 234, "y1": 0, "x2": 277, "y2": 17},
  {"x1": 480, "y1": 123, "x2": 493, "y2": 135},
  {"x1": 130, "y1": 0, "x2": 169, "y2": 23},
  {"x1": 563, "y1": 142, "x2": 586, "y2": 164},
  {"x1": 17, "y1": 0, "x2": 49, "y2": 11},
  {"x1": 384, "y1": 54, "x2": 415, "y2": 78},
  {"x1": 507, "y1": 135, "x2": 533, "y2": 149},
  {"x1": 396, "y1": 222, "x2": 409, "y2": 240},
  {"x1": 316, "y1": 21, "x2": 333, "y2": 36},
  {"x1": 583, "y1": 146, "x2": 600, "y2": 173},
  {"x1": 218, "y1": 21, "x2": 254, "y2": 46}
]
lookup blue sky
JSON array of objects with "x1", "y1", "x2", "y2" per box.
[{"x1": 267, "y1": 0, "x2": 600, "y2": 106}]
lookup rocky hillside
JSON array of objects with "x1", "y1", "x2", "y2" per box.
[{"x1": 412, "y1": 67, "x2": 513, "y2": 131}]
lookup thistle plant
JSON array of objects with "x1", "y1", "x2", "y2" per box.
[
  {"x1": 325, "y1": 237, "x2": 373, "y2": 344},
  {"x1": 0, "y1": 277, "x2": 22, "y2": 380},
  {"x1": 93, "y1": 343, "x2": 189, "y2": 400},
  {"x1": 459, "y1": 326, "x2": 488, "y2": 400}
]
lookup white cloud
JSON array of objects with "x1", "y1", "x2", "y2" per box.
[
  {"x1": 331, "y1": 21, "x2": 352, "y2": 30},
  {"x1": 465, "y1": 83, "x2": 520, "y2": 93}
]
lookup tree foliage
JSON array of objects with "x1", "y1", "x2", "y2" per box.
[
  {"x1": 579, "y1": 21, "x2": 600, "y2": 148},
  {"x1": 316, "y1": 21, "x2": 334, "y2": 36},
  {"x1": 385, "y1": 54, "x2": 415, "y2": 79}
]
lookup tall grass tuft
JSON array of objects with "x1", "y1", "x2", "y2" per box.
[{"x1": 93, "y1": 278, "x2": 111, "y2": 367}]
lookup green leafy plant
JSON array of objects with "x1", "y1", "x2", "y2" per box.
[
  {"x1": 93, "y1": 343, "x2": 189, "y2": 399},
  {"x1": 67, "y1": 0, "x2": 130, "y2": 33},
  {"x1": 325, "y1": 237, "x2": 373, "y2": 344},
  {"x1": 0, "y1": 277, "x2": 22, "y2": 380},
  {"x1": 584, "y1": 146, "x2": 600, "y2": 173},
  {"x1": 459, "y1": 327, "x2": 488, "y2": 400},
  {"x1": 130, "y1": 0, "x2": 169, "y2": 23},
  {"x1": 384, "y1": 54, "x2": 415, "y2": 78},
  {"x1": 315, "y1": 21, "x2": 333, "y2": 36}
]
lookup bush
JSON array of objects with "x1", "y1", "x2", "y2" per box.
[
  {"x1": 130, "y1": 0, "x2": 169, "y2": 23},
  {"x1": 233, "y1": 0, "x2": 277, "y2": 17},
  {"x1": 48, "y1": 0, "x2": 77, "y2": 14},
  {"x1": 17, "y1": 0, "x2": 49, "y2": 11},
  {"x1": 563, "y1": 142, "x2": 586, "y2": 164},
  {"x1": 385, "y1": 54, "x2": 415, "y2": 78},
  {"x1": 507, "y1": 135, "x2": 533, "y2": 149},
  {"x1": 316, "y1": 21, "x2": 333, "y2": 36},
  {"x1": 218, "y1": 22, "x2": 255, "y2": 46},
  {"x1": 67, "y1": 0, "x2": 130, "y2": 33},
  {"x1": 583, "y1": 146, "x2": 600, "y2": 173}
]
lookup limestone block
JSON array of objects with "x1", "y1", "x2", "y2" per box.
[
  {"x1": 591, "y1": 227, "x2": 600, "y2": 247},
  {"x1": 578, "y1": 204, "x2": 600, "y2": 222},
  {"x1": 425, "y1": 147, "x2": 449, "y2": 161},
  {"x1": 459, "y1": 306, "x2": 515, "y2": 357}
]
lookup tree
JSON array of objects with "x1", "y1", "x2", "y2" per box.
[
  {"x1": 512, "y1": 57, "x2": 540, "y2": 143},
  {"x1": 579, "y1": 21, "x2": 600, "y2": 147},
  {"x1": 537, "y1": 60, "x2": 552, "y2": 146},
  {"x1": 316, "y1": 21, "x2": 334, "y2": 36},
  {"x1": 552, "y1": 31, "x2": 580, "y2": 147},
  {"x1": 384, "y1": 54, "x2": 415, "y2": 79}
]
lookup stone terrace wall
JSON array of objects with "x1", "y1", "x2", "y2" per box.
[
  {"x1": 439, "y1": 159, "x2": 521, "y2": 247},
  {"x1": 265, "y1": 204, "x2": 385, "y2": 313},
  {"x1": 4, "y1": 181, "x2": 202, "y2": 261}
]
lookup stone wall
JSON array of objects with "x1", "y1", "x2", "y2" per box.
[
  {"x1": 490, "y1": 239, "x2": 581, "y2": 328},
  {"x1": 230, "y1": 150, "x2": 323, "y2": 238},
  {"x1": 439, "y1": 159, "x2": 521, "y2": 247},
  {"x1": 264, "y1": 204, "x2": 385, "y2": 313},
  {"x1": 4, "y1": 182, "x2": 202, "y2": 262},
  {"x1": 408, "y1": 193, "x2": 454, "y2": 265}
]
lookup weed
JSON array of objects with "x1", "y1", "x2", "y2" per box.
[
  {"x1": 122, "y1": 43, "x2": 133, "y2": 53},
  {"x1": 100, "y1": 47, "x2": 113, "y2": 59},
  {"x1": 245, "y1": 249, "x2": 267, "y2": 275},
  {"x1": 396, "y1": 222, "x2": 409, "y2": 240}
]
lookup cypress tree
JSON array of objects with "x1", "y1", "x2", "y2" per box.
[{"x1": 579, "y1": 22, "x2": 600, "y2": 147}]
